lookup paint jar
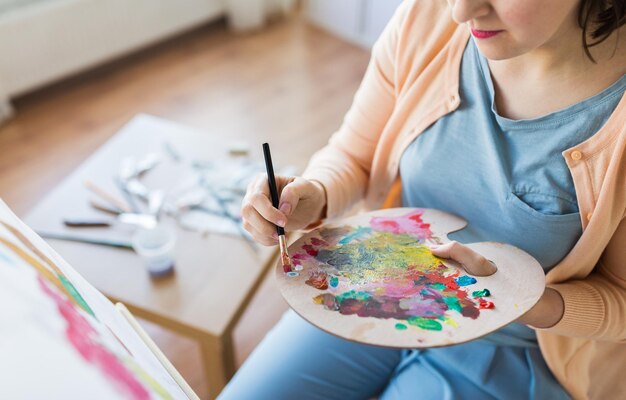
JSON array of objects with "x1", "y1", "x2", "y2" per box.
[{"x1": 132, "y1": 226, "x2": 176, "y2": 277}]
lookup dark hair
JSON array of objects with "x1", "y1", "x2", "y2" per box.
[{"x1": 578, "y1": 0, "x2": 626, "y2": 61}]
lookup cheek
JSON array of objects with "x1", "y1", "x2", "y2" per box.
[
  {"x1": 497, "y1": 0, "x2": 578, "y2": 46},
  {"x1": 498, "y1": 4, "x2": 549, "y2": 42}
]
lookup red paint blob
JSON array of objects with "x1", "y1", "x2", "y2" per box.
[
  {"x1": 302, "y1": 244, "x2": 318, "y2": 257},
  {"x1": 306, "y1": 271, "x2": 329, "y2": 290},
  {"x1": 478, "y1": 298, "x2": 495, "y2": 309},
  {"x1": 408, "y1": 213, "x2": 430, "y2": 230},
  {"x1": 282, "y1": 253, "x2": 293, "y2": 273},
  {"x1": 310, "y1": 238, "x2": 328, "y2": 247},
  {"x1": 379, "y1": 220, "x2": 400, "y2": 230}
]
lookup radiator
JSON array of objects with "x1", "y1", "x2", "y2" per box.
[{"x1": 0, "y1": 0, "x2": 225, "y2": 98}]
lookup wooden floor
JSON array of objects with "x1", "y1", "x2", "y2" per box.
[{"x1": 0, "y1": 14, "x2": 369, "y2": 399}]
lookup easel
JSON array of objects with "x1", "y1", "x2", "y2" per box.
[{"x1": 116, "y1": 303, "x2": 201, "y2": 400}]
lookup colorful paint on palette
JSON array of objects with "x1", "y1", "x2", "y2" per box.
[
  {"x1": 306, "y1": 271, "x2": 328, "y2": 290},
  {"x1": 472, "y1": 289, "x2": 491, "y2": 298},
  {"x1": 478, "y1": 298, "x2": 495, "y2": 309},
  {"x1": 294, "y1": 210, "x2": 493, "y2": 332},
  {"x1": 455, "y1": 275, "x2": 477, "y2": 286}
]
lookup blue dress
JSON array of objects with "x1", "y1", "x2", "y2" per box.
[{"x1": 218, "y1": 39, "x2": 625, "y2": 400}]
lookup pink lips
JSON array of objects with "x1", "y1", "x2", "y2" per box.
[{"x1": 471, "y1": 29, "x2": 503, "y2": 39}]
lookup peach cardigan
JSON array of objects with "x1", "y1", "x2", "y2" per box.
[{"x1": 302, "y1": 1, "x2": 626, "y2": 398}]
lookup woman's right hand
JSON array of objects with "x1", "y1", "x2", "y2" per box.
[{"x1": 241, "y1": 175, "x2": 327, "y2": 246}]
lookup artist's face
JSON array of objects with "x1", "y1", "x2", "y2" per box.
[{"x1": 446, "y1": 0, "x2": 581, "y2": 60}]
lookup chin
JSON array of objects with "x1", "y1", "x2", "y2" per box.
[{"x1": 473, "y1": 42, "x2": 524, "y2": 61}]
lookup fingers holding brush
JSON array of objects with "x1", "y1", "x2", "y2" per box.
[
  {"x1": 241, "y1": 174, "x2": 288, "y2": 246},
  {"x1": 248, "y1": 191, "x2": 287, "y2": 228},
  {"x1": 241, "y1": 206, "x2": 280, "y2": 246}
]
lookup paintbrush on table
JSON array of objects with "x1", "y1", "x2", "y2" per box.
[
  {"x1": 262, "y1": 142, "x2": 293, "y2": 273},
  {"x1": 90, "y1": 199, "x2": 124, "y2": 215},
  {"x1": 84, "y1": 180, "x2": 132, "y2": 213},
  {"x1": 37, "y1": 230, "x2": 134, "y2": 250}
]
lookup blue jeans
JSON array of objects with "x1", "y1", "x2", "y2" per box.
[{"x1": 218, "y1": 310, "x2": 570, "y2": 400}]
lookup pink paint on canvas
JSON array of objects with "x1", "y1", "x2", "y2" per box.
[{"x1": 38, "y1": 276, "x2": 151, "y2": 400}]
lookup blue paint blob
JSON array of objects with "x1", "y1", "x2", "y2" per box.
[
  {"x1": 337, "y1": 226, "x2": 372, "y2": 245},
  {"x1": 329, "y1": 276, "x2": 339, "y2": 288},
  {"x1": 455, "y1": 275, "x2": 477, "y2": 286},
  {"x1": 287, "y1": 271, "x2": 299, "y2": 278}
]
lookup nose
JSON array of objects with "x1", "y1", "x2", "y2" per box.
[{"x1": 448, "y1": 0, "x2": 491, "y2": 24}]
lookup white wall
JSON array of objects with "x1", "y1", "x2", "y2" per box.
[
  {"x1": 306, "y1": 0, "x2": 403, "y2": 48},
  {"x1": 0, "y1": 0, "x2": 225, "y2": 99},
  {"x1": 0, "y1": 0, "x2": 298, "y2": 124}
]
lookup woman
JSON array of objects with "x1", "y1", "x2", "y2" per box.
[{"x1": 223, "y1": 0, "x2": 626, "y2": 398}]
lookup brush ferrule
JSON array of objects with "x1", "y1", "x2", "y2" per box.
[
  {"x1": 278, "y1": 235, "x2": 289, "y2": 256},
  {"x1": 278, "y1": 235, "x2": 292, "y2": 272}
]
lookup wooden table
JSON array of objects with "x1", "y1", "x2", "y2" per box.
[{"x1": 26, "y1": 114, "x2": 277, "y2": 399}]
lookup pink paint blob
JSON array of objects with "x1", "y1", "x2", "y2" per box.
[{"x1": 370, "y1": 210, "x2": 432, "y2": 240}]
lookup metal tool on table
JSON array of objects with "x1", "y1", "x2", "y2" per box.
[
  {"x1": 64, "y1": 213, "x2": 157, "y2": 229},
  {"x1": 117, "y1": 154, "x2": 162, "y2": 213},
  {"x1": 37, "y1": 230, "x2": 134, "y2": 250}
]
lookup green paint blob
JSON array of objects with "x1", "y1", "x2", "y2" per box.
[
  {"x1": 430, "y1": 282, "x2": 446, "y2": 290},
  {"x1": 59, "y1": 274, "x2": 95, "y2": 318},
  {"x1": 443, "y1": 296, "x2": 463, "y2": 313},
  {"x1": 472, "y1": 289, "x2": 491, "y2": 298},
  {"x1": 336, "y1": 290, "x2": 371, "y2": 302},
  {"x1": 395, "y1": 323, "x2": 408, "y2": 330},
  {"x1": 407, "y1": 316, "x2": 442, "y2": 331}
]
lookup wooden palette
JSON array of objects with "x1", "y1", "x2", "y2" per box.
[{"x1": 275, "y1": 208, "x2": 545, "y2": 348}]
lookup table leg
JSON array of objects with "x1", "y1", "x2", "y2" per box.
[
  {"x1": 221, "y1": 333, "x2": 237, "y2": 379},
  {"x1": 199, "y1": 333, "x2": 236, "y2": 399}
]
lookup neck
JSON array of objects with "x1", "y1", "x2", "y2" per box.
[
  {"x1": 491, "y1": 25, "x2": 624, "y2": 83},
  {"x1": 486, "y1": 25, "x2": 625, "y2": 120}
]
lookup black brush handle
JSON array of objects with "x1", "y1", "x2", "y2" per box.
[
  {"x1": 262, "y1": 143, "x2": 285, "y2": 236},
  {"x1": 63, "y1": 218, "x2": 112, "y2": 227}
]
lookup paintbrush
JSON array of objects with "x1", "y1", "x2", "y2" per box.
[
  {"x1": 37, "y1": 230, "x2": 134, "y2": 250},
  {"x1": 90, "y1": 199, "x2": 124, "y2": 215},
  {"x1": 84, "y1": 180, "x2": 132, "y2": 213},
  {"x1": 262, "y1": 143, "x2": 292, "y2": 273}
]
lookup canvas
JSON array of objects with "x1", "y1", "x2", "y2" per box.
[{"x1": 0, "y1": 200, "x2": 188, "y2": 400}]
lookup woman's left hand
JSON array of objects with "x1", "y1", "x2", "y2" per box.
[
  {"x1": 429, "y1": 241, "x2": 565, "y2": 329},
  {"x1": 514, "y1": 287, "x2": 564, "y2": 328}
]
